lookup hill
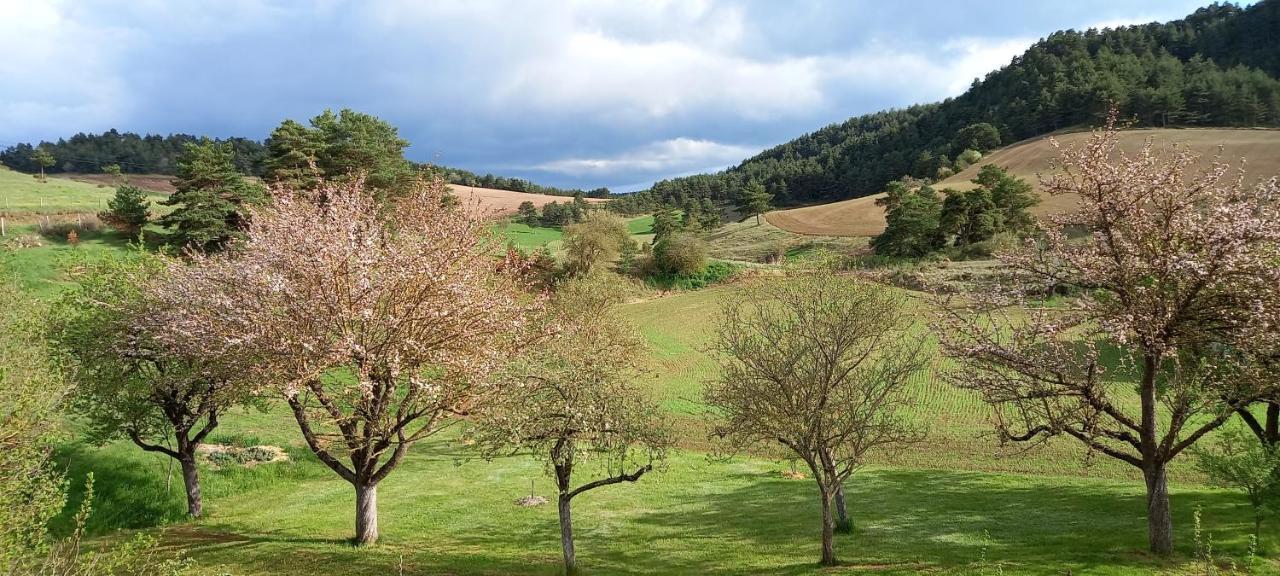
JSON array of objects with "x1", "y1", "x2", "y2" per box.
[
  {"x1": 765, "y1": 127, "x2": 1280, "y2": 237},
  {"x1": 0, "y1": 167, "x2": 594, "y2": 218},
  {"x1": 0, "y1": 165, "x2": 167, "y2": 216},
  {"x1": 619, "y1": 0, "x2": 1280, "y2": 214}
]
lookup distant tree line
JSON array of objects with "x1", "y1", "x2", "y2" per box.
[
  {"x1": 0, "y1": 125, "x2": 588, "y2": 197},
  {"x1": 430, "y1": 165, "x2": 610, "y2": 199},
  {"x1": 0, "y1": 130, "x2": 266, "y2": 175},
  {"x1": 620, "y1": 1, "x2": 1280, "y2": 209}
]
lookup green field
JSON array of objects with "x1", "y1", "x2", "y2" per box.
[
  {"x1": 4, "y1": 181, "x2": 1278, "y2": 574},
  {"x1": 0, "y1": 166, "x2": 168, "y2": 216},
  {"x1": 54, "y1": 407, "x2": 1276, "y2": 576}
]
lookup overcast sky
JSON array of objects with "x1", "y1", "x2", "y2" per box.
[{"x1": 0, "y1": 0, "x2": 1218, "y2": 191}]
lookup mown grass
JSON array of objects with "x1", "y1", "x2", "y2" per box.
[{"x1": 55, "y1": 406, "x2": 1279, "y2": 576}]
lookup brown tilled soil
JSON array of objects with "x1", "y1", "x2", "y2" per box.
[
  {"x1": 57, "y1": 173, "x2": 177, "y2": 193},
  {"x1": 449, "y1": 184, "x2": 606, "y2": 217},
  {"x1": 766, "y1": 127, "x2": 1280, "y2": 237}
]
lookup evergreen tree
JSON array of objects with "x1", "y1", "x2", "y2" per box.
[
  {"x1": 516, "y1": 201, "x2": 539, "y2": 225},
  {"x1": 871, "y1": 182, "x2": 942, "y2": 257},
  {"x1": 974, "y1": 165, "x2": 1038, "y2": 233},
  {"x1": 99, "y1": 185, "x2": 151, "y2": 236},
  {"x1": 650, "y1": 209, "x2": 680, "y2": 242},
  {"x1": 698, "y1": 197, "x2": 721, "y2": 230},
  {"x1": 263, "y1": 109, "x2": 413, "y2": 196},
  {"x1": 159, "y1": 141, "x2": 267, "y2": 251},
  {"x1": 737, "y1": 180, "x2": 773, "y2": 225},
  {"x1": 31, "y1": 148, "x2": 54, "y2": 183}
]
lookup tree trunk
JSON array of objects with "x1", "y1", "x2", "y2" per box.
[
  {"x1": 354, "y1": 482, "x2": 379, "y2": 546},
  {"x1": 755, "y1": 213, "x2": 761, "y2": 225},
  {"x1": 819, "y1": 490, "x2": 837, "y2": 566},
  {"x1": 833, "y1": 485, "x2": 851, "y2": 534},
  {"x1": 179, "y1": 456, "x2": 203, "y2": 518},
  {"x1": 1143, "y1": 463, "x2": 1173, "y2": 555},
  {"x1": 558, "y1": 494, "x2": 576, "y2": 574}
]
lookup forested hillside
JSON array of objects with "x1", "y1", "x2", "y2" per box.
[
  {"x1": 615, "y1": 0, "x2": 1280, "y2": 212},
  {"x1": 0, "y1": 128, "x2": 589, "y2": 196},
  {"x1": 0, "y1": 131, "x2": 265, "y2": 175}
]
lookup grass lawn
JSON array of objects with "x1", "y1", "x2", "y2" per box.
[{"x1": 57, "y1": 406, "x2": 1278, "y2": 576}]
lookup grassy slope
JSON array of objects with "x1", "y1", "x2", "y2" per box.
[
  {"x1": 6, "y1": 189, "x2": 1276, "y2": 573},
  {"x1": 0, "y1": 166, "x2": 168, "y2": 216},
  {"x1": 765, "y1": 128, "x2": 1280, "y2": 237}
]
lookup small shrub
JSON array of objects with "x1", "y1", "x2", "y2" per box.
[{"x1": 243, "y1": 446, "x2": 277, "y2": 462}]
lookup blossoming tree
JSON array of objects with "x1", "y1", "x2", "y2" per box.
[
  {"x1": 936, "y1": 114, "x2": 1280, "y2": 554},
  {"x1": 157, "y1": 175, "x2": 535, "y2": 545}
]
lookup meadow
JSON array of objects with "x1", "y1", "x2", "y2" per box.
[
  {"x1": 0, "y1": 166, "x2": 168, "y2": 216},
  {"x1": 5, "y1": 175, "x2": 1278, "y2": 575}
]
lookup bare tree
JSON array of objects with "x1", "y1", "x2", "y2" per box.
[
  {"x1": 472, "y1": 274, "x2": 670, "y2": 574},
  {"x1": 935, "y1": 114, "x2": 1280, "y2": 554},
  {"x1": 156, "y1": 175, "x2": 536, "y2": 545},
  {"x1": 705, "y1": 272, "x2": 926, "y2": 566},
  {"x1": 47, "y1": 251, "x2": 255, "y2": 518}
]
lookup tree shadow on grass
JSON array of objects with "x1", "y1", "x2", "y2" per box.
[
  {"x1": 52, "y1": 443, "x2": 190, "y2": 537},
  {"x1": 617, "y1": 468, "x2": 1261, "y2": 575}
]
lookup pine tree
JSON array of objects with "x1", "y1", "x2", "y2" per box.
[
  {"x1": 737, "y1": 180, "x2": 773, "y2": 225},
  {"x1": 99, "y1": 185, "x2": 151, "y2": 236},
  {"x1": 160, "y1": 141, "x2": 266, "y2": 251}
]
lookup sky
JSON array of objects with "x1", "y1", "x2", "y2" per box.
[{"x1": 0, "y1": 0, "x2": 1220, "y2": 191}]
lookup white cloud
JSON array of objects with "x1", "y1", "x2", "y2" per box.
[
  {"x1": 0, "y1": 0, "x2": 135, "y2": 140},
  {"x1": 938, "y1": 37, "x2": 1037, "y2": 95},
  {"x1": 533, "y1": 138, "x2": 754, "y2": 176},
  {"x1": 494, "y1": 31, "x2": 827, "y2": 121}
]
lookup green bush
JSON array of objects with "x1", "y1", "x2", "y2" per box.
[
  {"x1": 646, "y1": 260, "x2": 738, "y2": 290},
  {"x1": 652, "y1": 232, "x2": 707, "y2": 276}
]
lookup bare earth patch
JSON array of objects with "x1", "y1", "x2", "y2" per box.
[
  {"x1": 197, "y1": 444, "x2": 288, "y2": 468},
  {"x1": 514, "y1": 495, "x2": 549, "y2": 507}
]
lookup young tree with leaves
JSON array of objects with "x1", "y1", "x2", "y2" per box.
[
  {"x1": 1194, "y1": 428, "x2": 1280, "y2": 539},
  {"x1": 936, "y1": 115, "x2": 1280, "y2": 555},
  {"x1": 160, "y1": 140, "x2": 266, "y2": 251},
  {"x1": 157, "y1": 175, "x2": 535, "y2": 545},
  {"x1": 47, "y1": 251, "x2": 256, "y2": 518},
  {"x1": 706, "y1": 272, "x2": 926, "y2": 566},
  {"x1": 737, "y1": 180, "x2": 773, "y2": 225},
  {"x1": 0, "y1": 281, "x2": 67, "y2": 570},
  {"x1": 473, "y1": 274, "x2": 670, "y2": 573},
  {"x1": 561, "y1": 211, "x2": 634, "y2": 276}
]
